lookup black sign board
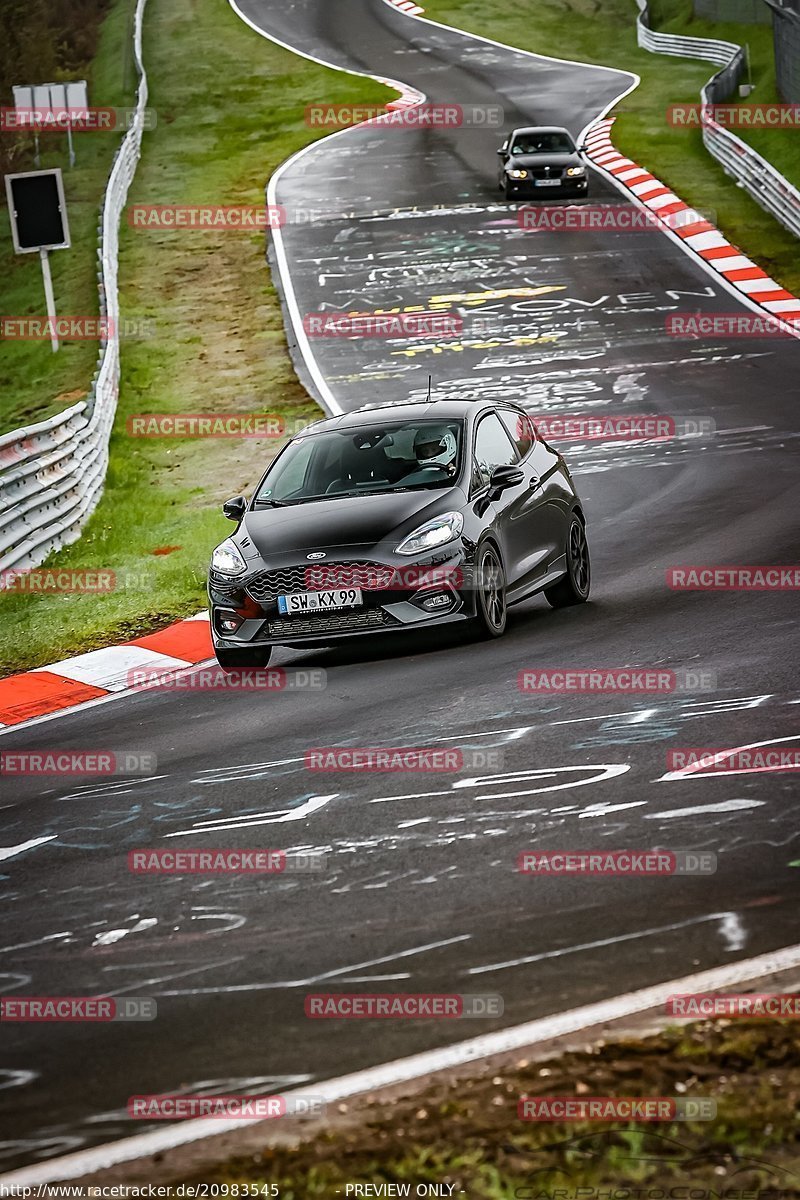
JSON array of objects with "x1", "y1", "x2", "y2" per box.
[{"x1": 5, "y1": 169, "x2": 71, "y2": 253}]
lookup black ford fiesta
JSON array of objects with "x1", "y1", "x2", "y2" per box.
[{"x1": 208, "y1": 399, "x2": 590, "y2": 669}]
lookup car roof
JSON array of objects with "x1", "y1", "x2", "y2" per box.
[
  {"x1": 510, "y1": 125, "x2": 573, "y2": 137},
  {"x1": 296, "y1": 398, "x2": 511, "y2": 436}
]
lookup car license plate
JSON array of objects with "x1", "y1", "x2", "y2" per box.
[
  {"x1": 277, "y1": 588, "x2": 363, "y2": 614},
  {"x1": 535, "y1": 178, "x2": 561, "y2": 187}
]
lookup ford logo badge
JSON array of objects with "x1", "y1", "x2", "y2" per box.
[{"x1": 306, "y1": 552, "x2": 327, "y2": 560}]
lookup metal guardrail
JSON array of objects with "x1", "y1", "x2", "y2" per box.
[
  {"x1": 635, "y1": 0, "x2": 800, "y2": 239},
  {"x1": 0, "y1": 0, "x2": 149, "y2": 572}
]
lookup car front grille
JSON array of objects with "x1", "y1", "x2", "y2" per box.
[
  {"x1": 526, "y1": 166, "x2": 565, "y2": 180},
  {"x1": 267, "y1": 608, "x2": 401, "y2": 637},
  {"x1": 247, "y1": 561, "x2": 395, "y2": 603}
]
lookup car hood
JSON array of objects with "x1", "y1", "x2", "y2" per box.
[
  {"x1": 509, "y1": 153, "x2": 581, "y2": 169},
  {"x1": 238, "y1": 488, "x2": 463, "y2": 561}
]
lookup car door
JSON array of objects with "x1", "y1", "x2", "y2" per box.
[
  {"x1": 495, "y1": 407, "x2": 569, "y2": 592},
  {"x1": 472, "y1": 410, "x2": 539, "y2": 596}
]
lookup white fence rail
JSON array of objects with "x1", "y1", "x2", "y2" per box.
[
  {"x1": 0, "y1": 0, "x2": 149, "y2": 572},
  {"x1": 635, "y1": 0, "x2": 800, "y2": 239}
]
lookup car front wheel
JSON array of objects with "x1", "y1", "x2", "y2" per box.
[
  {"x1": 544, "y1": 515, "x2": 591, "y2": 608},
  {"x1": 214, "y1": 645, "x2": 273, "y2": 671},
  {"x1": 471, "y1": 542, "x2": 507, "y2": 638}
]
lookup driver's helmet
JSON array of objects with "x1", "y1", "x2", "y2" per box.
[{"x1": 413, "y1": 425, "x2": 458, "y2": 470}]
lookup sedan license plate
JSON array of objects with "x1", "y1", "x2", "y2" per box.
[
  {"x1": 535, "y1": 178, "x2": 561, "y2": 187},
  {"x1": 277, "y1": 588, "x2": 362, "y2": 615}
]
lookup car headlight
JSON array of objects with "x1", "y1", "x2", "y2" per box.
[
  {"x1": 396, "y1": 512, "x2": 464, "y2": 557},
  {"x1": 507, "y1": 169, "x2": 528, "y2": 179},
  {"x1": 565, "y1": 166, "x2": 586, "y2": 176},
  {"x1": 211, "y1": 538, "x2": 247, "y2": 576}
]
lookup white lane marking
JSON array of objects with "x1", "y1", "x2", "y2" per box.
[
  {"x1": 338, "y1": 973, "x2": 411, "y2": 982},
  {"x1": 578, "y1": 800, "x2": 647, "y2": 817},
  {"x1": 0, "y1": 1069, "x2": 37, "y2": 1092},
  {"x1": 467, "y1": 910, "x2": 743, "y2": 975},
  {"x1": 98, "y1": 959, "x2": 245, "y2": 999},
  {"x1": 0, "y1": 835, "x2": 57, "y2": 862},
  {"x1": 163, "y1": 794, "x2": 337, "y2": 838},
  {"x1": 9, "y1": 942, "x2": 800, "y2": 1184},
  {"x1": 720, "y1": 912, "x2": 747, "y2": 952},
  {"x1": 156, "y1": 934, "x2": 471, "y2": 995},
  {"x1": 92, "y1": 918, "x2": 158, "y2": 948},
  {"x1": 657, "y1": 734, "x2": 800, "y2": 780},
  {"x1": 371, "y1": 764, "x2": 630, "y2": 805},
  {"x1": 0, "y1": 932, "x2": 72, "y2": 956},
  {"x1": 626, "y1": 709, "x2": 657, "y2": 725},
  {"x1": 645, "y1": 799, "x2": 765, "y2": 818}
]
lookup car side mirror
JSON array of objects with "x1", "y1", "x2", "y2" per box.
[
  {"x1": 222, "y1": 495, "x2": 247, "y2": 522},
  {"x1": 497, "y1": 147, "x2": 508, "y2": 156},
  {"x1": 488, "y1": 465, "x2": 524, "y2": 497}
]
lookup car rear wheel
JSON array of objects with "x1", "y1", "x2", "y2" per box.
[
  {"x1": 471, "y1": 543, "x2": 507, "y2": 638},
  {"x1": 215, "y1": 646, "x2": 273, "y2": 671},
  {"x1": 544, "y1": 515, "x2": 591, "y2": 608}
]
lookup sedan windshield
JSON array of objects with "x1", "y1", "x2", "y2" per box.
[
  {"x1": 511, "y1": 132, "x2": 575, "y2": 155},
  {"x1": 253, "y1": 419, "x2": 464, "y2": 506}
]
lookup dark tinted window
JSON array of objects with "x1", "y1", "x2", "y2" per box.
[
  {"x1": 498, "y1": 409, "x2": 534, "y2": 458},
  {"x1": 474, "y1": 413, "x2": 519, "y2": 489},
  {"x1": 253, "y1": 419, "x2": 464, "y2": 505},
  {"x1": 510, "y1": 132, "x2": 575, "y2": 155}
]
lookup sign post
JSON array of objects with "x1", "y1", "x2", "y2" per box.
[
  {"x1": 5, "y1": 169, "x2": 72, "y2": 354},
  {"x1": 39, "y1": 248, "x2": 59, "y2": 351}
]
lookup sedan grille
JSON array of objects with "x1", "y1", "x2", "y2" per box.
[
  {"x1": 247, "y1": 561, "x2": 395, "y2": 603},
  {"x1": 267, "y1": 608, "x2": 400, "y2": 637},
  {"x1": 527, "y1": 166, "x2": 565, "y2": 180}
]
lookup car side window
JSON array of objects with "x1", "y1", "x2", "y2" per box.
[
  {"x1": 498, "y1": 409, "x2": 534, "y2": 458},
  {"x1": 473, "y1": 413, "x2": 519, "y2": 490}
]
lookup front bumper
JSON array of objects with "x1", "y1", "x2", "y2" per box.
[
  {"x1": 506, "y1": 176, "x2": 588, "y2": 197},
  {"x1": 208, "y1": 547, "x2": 474, "y2": 651}
]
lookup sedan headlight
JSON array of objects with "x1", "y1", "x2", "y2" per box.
[
  {"x1": 507, "y1": 169, "x2": 528, "y2": 179},
  {"x1": 565, "y1": 166, "x2": 586, "y2": 176},
  {"x1": 211, "y1": 538, "x2": 247, "y2": 576},
  {"x1": 396, "y1": 512, "x2": 464, "y2": 557}
]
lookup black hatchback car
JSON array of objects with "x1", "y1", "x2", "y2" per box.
[
  {"x1": 208, "y1": 400, "x2": 590, "y2": 669},
  {"x1": 497, "y1": 126, "x2": 589, "y2": 200}
]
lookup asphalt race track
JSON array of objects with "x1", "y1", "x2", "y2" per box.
[{"x1": 1, "y1": 0, "x2": 799, "y2": 1174}]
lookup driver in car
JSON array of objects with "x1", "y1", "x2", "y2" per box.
[{"x1": 410, "y1": 426, "x2": 459, "y2": 478}]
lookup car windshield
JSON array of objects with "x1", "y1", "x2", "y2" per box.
[
  {"x1": 510, "y1": 132, "x2": 574, "y2": 155},
  {"x1": 253, "y1": 419, "x2": 464, "y2": 506}
]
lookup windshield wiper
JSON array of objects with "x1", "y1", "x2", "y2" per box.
[
  {"x1": 287, "y1": 489, "x2": 398, "y2": 503},
  {"x1": 253, "y1": 498, "x2": 289, "y2": 508}
]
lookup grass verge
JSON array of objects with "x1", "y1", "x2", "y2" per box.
[
  {"x1": 0, "y1": 0, "x2": 388, "y2": 677},
  {"x1": 421, "y1": 0, "x2": 800, "y2": 295},
  {"x1": 177, "y1": 1019, "x2": 800, "y2": 1196},
  {"x1": 0, "y1": 0, "x2": 137, "y2": 431}
]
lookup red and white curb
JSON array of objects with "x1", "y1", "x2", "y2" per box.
[
  {"x1": 382, "y1": 82, "x2": 425, "y2": 111},
  {"x1": 386, "y1": 0, "x2": 425, "y2": 15},
  {"x1": 0, "y1": 613, "x2": 212, "y2": 730},
  {"x1": 583, "y1": 118, "x2": 800, "y2": 327}
]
